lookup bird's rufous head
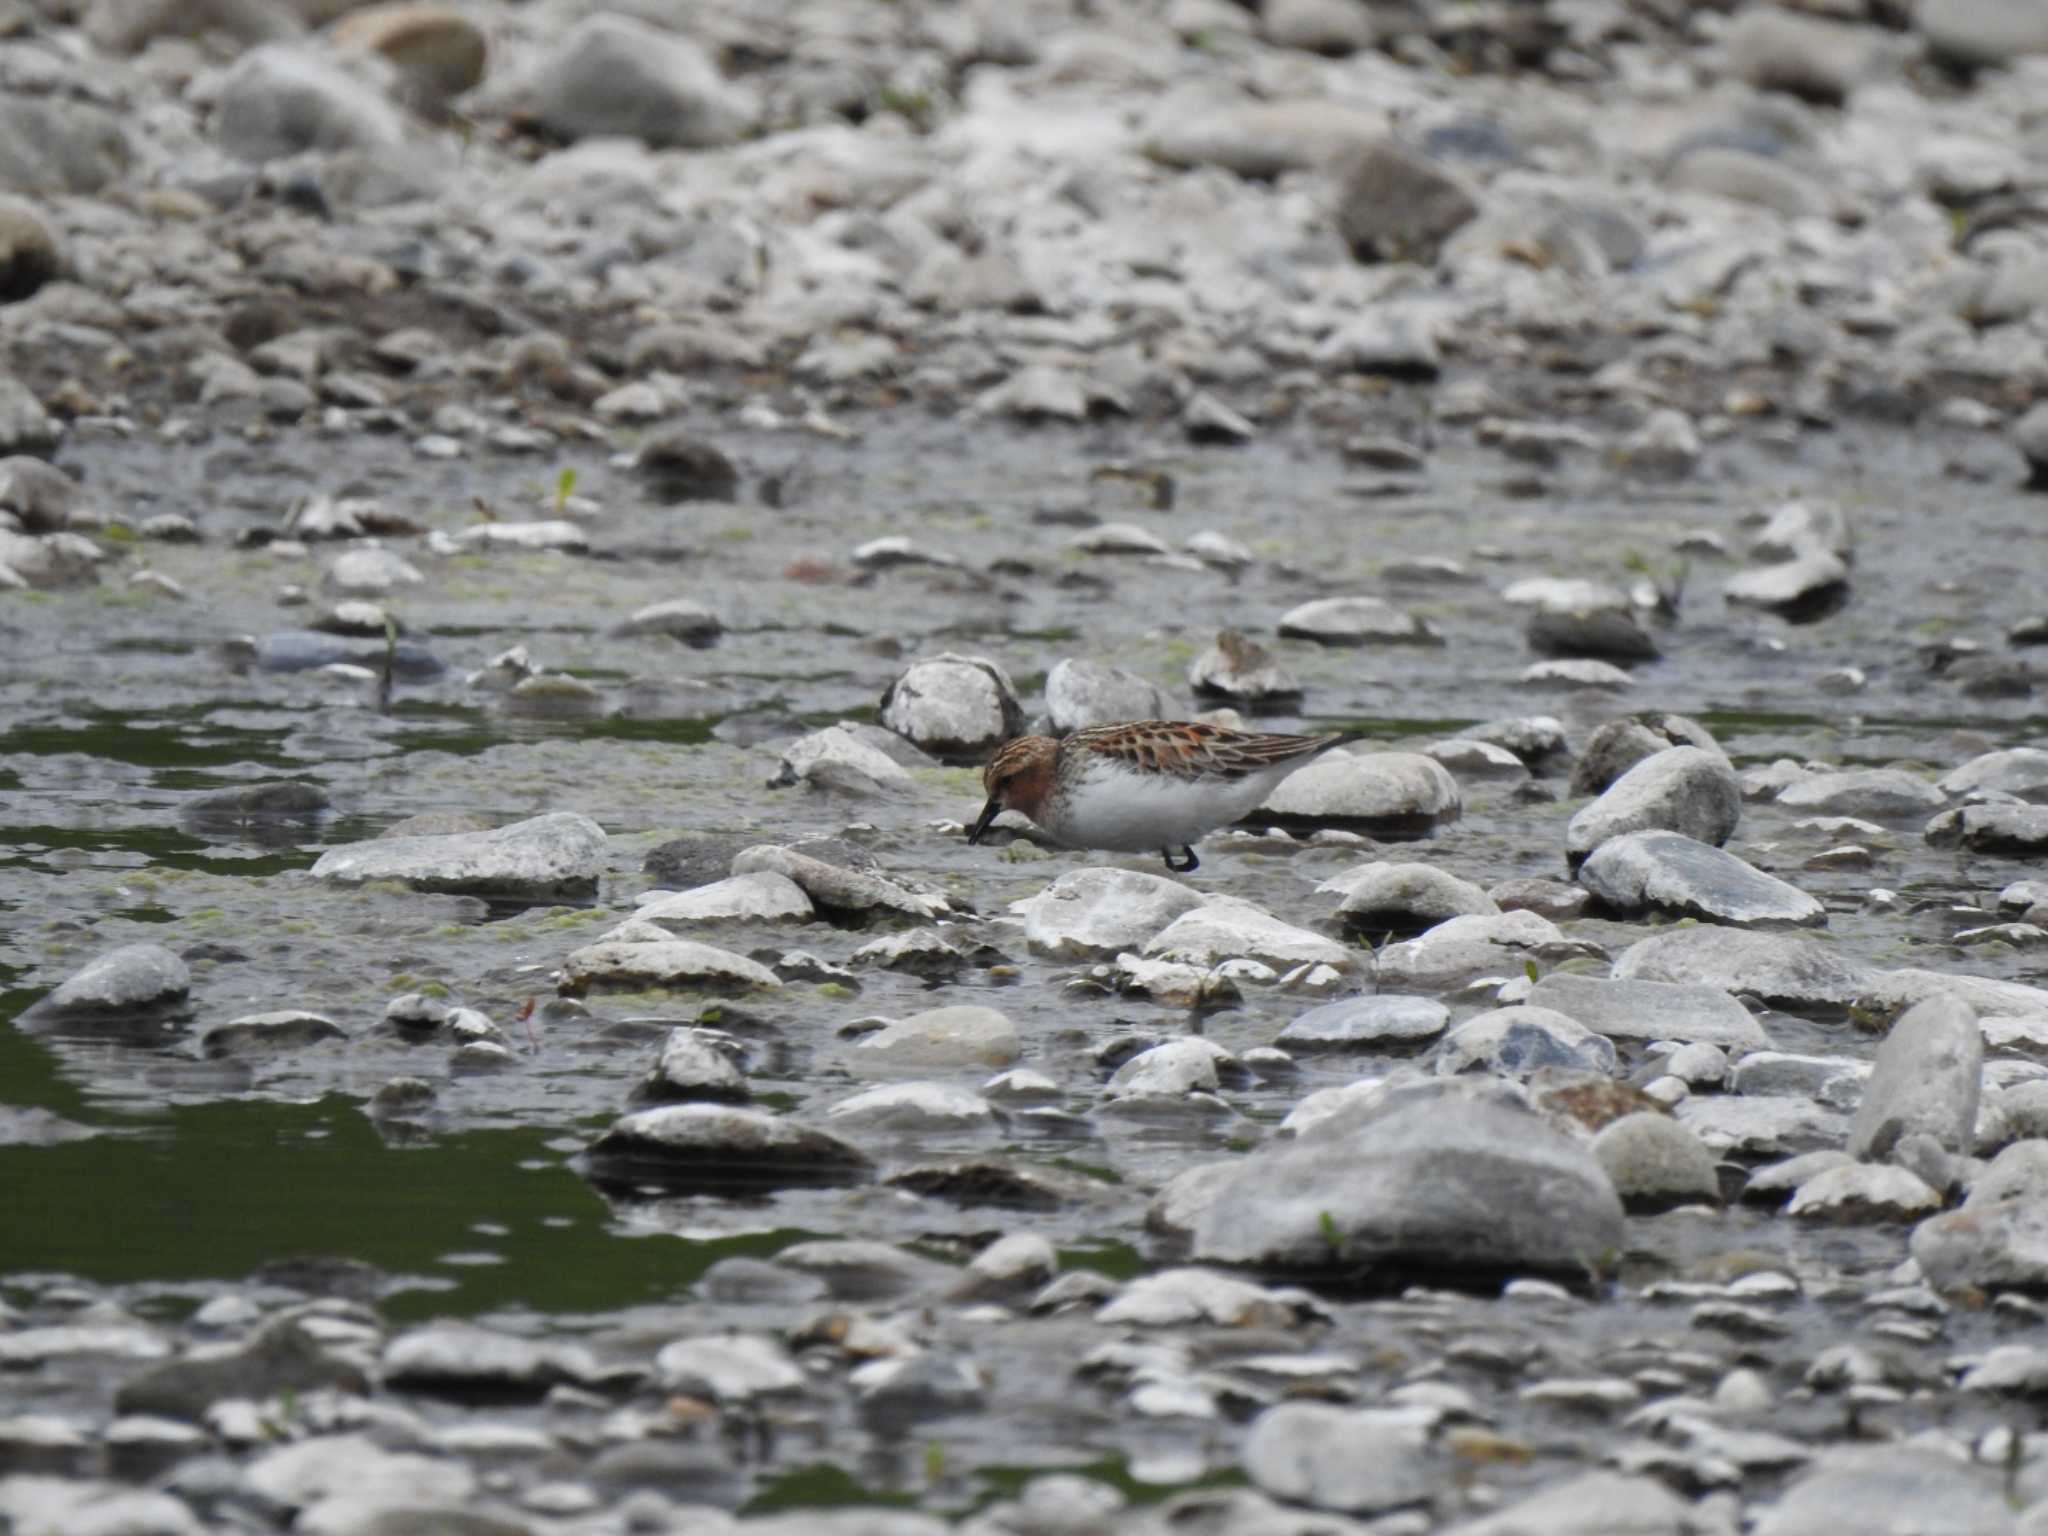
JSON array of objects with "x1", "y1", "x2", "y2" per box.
[{"x1": 967, "y1": 735, "x2": 1058, "y2": 846}]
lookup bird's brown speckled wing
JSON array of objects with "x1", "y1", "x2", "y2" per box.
[{"x1": 1069, "y1": 720, "x2": 1356, "y2": 782}]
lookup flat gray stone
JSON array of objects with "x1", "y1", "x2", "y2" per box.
[
  {"x1": 1276, "y1": 595, "x2": 1439, "y2": 646},
  {"x1": 1941, "y1": 747, "x2": 2048, "y2": 804},
  {"x1": 311, "y1": 812, "x2": 605, "y2": 899},
  {"x1": 1528, "y1": 972, "x2": 1772, "y2": 1051},
  {"x1": 1008, "y1": 868, "x2": 1205, "y2": 960},
  {"x1": 1190, "y1": 1078, "x2": 1625, "y2": 1284},
  {"x1": 1928, "y1": 803, "x2": 2048, "y2": 854},
  {"x1": 636, "y1": 872, "x2": 814, "y2": 926},
  {"x1": 1580, "y1": 830, "x2": 1826, "y2": 929},
  {"x1": 1566, "y1": 747, "x2": 1741, "y2": 864},
  {"x1": 580, "y1": 1104, "x2": 870, "y2": 1193},
  {"x1": 561, "y1": 939, "x2": 781, "y2": 994},
  {"x1": 513, "y1": 13, "x2": 756, "y2": 147},
  {"x1": 1614, "y1": 928, "x2": 1870, "y2": 1014},
  {"x1": 1777, "y1": 768, "x2": 1945, "y2": 819},
  {"x1": 1278, "y1": 995, "x2": 1448, "y2": 1052}
]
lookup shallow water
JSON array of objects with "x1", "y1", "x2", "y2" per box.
[{"x1": 4, "y1": 408, "x2": 2047, "y2": 1507}]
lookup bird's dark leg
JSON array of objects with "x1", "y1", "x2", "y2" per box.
[{"x1": 1162, "y1": 845, "x2": 1200, "y2": 873}]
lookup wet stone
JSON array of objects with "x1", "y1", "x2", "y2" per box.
[
  {"x1": 1614, "y1": 927, "x2": 1869, "y2": 1014},
  {"x1": 1143, "y1": 895, "x2": 1356, "y2": 973},
  {"x1": 1278, "y1": 995, "x2": 1448, "y2": 1053},
  {"x1": 1242, "y1": 1400, "x2": 1438, "y2": 1515},
  {"x1": 1849, "y1": 995, "x2": 1982, "y2": 1161},
  {"x1": 1009, "y1": 867, "x2": 1205, "y2": 960},
  {"x1": 1579, "y1": 830, "x2": 1827, "y2": 930},
  {"x1": 1043, "y1": 657, "x2": 1168, "y2": 733},
  {"x1": 1941, "y1": 748, "x2": 2048, "y2": 803},
  {"x1": 656, "y1": 1333, "x2": 802, "y2": 1402},
  {"x1": 1378, "y1": 910, "x2": 1573, "y2": 992},
  {"x1": 849, "y1": 1005, "x2": 1020, "y2": 1074},
  {"x1": 1189, "y1": 630, "x2": 1301, "y2": 701},
  {"x1": 634, "y1": 1027, "x2": 749, "y2": 1105},
  {"x1": 199, "y1": 1010, "x2": 345, "y2": 1058},
  {"x1": 21, "y1": 942, "x2": 190, "y2": 1027},
  {"x1": 1437, "y1": 1006, "x2": 1618, "y2": 1080},
  {"x1": 513, "y1": 13, "x2": 755, "y2": 147},
  {"x1": 579, "y1": 1104, "x2": 871, "y2": 1194},
  {"x1": 770, "y1": 726, "x2": 917, "y2": 796},
  {"x1": 181, "y1": 779, "x2": 331, "y2": 824},
  {"x1": 1776, "y1": 768, "x2": 1945, "y2": 820},
  {"x1": 635, "y1": 872, "x2": 814, "y2": 927},
  {"x1": 382, "y1": 1324, "x2": 602, "y2": 1402},
  {"x1": 115, "y1": 1314, "x2": 368, "y2": 1420},
  {"x1": 732, "y1": 844, "x2": 949, "y2": 922},
  {"x1": 878, "y1": 652, "x2": 1024, "y2": 760},
  {"x1": 822, "y1": 1081, "x2": 998, "y2": 1136},
  {"x1": 1927, "y1": 803, "x2": 2048, "y2": 855},
  {"x1": 1190, "y1": 1078, "x2": 1625, "y2": 1286},
  {"x1": 1593, "y1": 1113, "x2": 1722, "y2": 1213},
  {"x1": 1566, "y1": 747, "x2": 1742, "y2": 865},
  {"x1": 1527, "y1": 972, "x2": 1772, "y2": 1051},
  {"x1": 1319, "y1": 861, "x2": 1497, "y2": 933},
  {"x1": 311, "y1": 812, "x2": 605, "y2": 900},
  {"x1": 560, "y1": 939, "x2": 781, "y2": 995},
  {"x1": 1786, "y1": 1163, "x2": 1942, "y2": 1224},
  {"x1": 1257, "y1": 751, "x2": 1461, "y2": 834},
  {"x1": 612, "y1": 596, "x2": 723, "y2": 644}
]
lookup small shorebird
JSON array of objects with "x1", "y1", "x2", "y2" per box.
[{"x1": 968, "y1": 719, "x2": 1365, "y2": 873}]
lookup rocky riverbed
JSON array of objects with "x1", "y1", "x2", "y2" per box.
[{"x1": 9, "y1": 0, "x2": 2048, "y2": 1532}]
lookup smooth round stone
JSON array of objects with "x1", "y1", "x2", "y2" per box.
[
  {"x1": 560, "y1": 939, "x2": 782, "y2": 994},
  {"x1": 822, "y1": 1081, "x2": 999, "y2": 1134},
  {"x1": 1787, "y1": 1163, "x2": 1942, "y2": 1224},
  {"x1": 1848, "y1": 995, "x2": 1982, "y2": 1160},
  {"x1": 1189, "y1": 630, "x2": 1301, "y2": 700},
  {"x1": 1243, "y1": 1401, "x2": 1438, "y2": 1515},
  {"x1": 655, "y1": 1334, "x2": 804, "y2": 1402},
  {"x1": 1278, "y1": 995, "x2": 1449, "y2": 1052},
  {"x1": 613, "y1": 597, "x2": 722, "y2": 643},
  {"x1": 1526, "y1": 972, "x2": 1772, "y2": 1051},
  {"x1": 23, "y1": 943, "x2": 189, "y2": 1025},
  {"x1": 1043, "y1": 657, "x2": 1168, "y2": 732},
  {"x1": 1008, "y1": 867, "x2": 1204, "y2": 960},
  {"x1": 1776, "y1": 768, "x2": 1944, "y2": 819},
  {"x1": 1592, "y1": 1113, "x2": 1722, "y2": 1212},
  {"x1": 313, "y1": 811, "x2": 605, "y2": 899},
  {"x1": 1258, "y1": 751, "x2": 1461, "y2": 833},
  {"x1": 1927, "y1": 803, "x2": 2048, "y2": 854},
  {"x1": 580, "y1": 1104, "x2": 871, "y2": 1193},
  {"x1": 1567, "y1": 747, "x2": 1742, "y2": 864},
  {"x1": 1614, "y1": 927, "x2": 1870, "y2": 1014},
  {"x1": 850, "y1": 1005, "x2": 1020, "y2": 1073},
  {"x1": 636, "y1": 872, "x2": 814, "y2": 926},
  {"x1": 513, "y1": 13, "x2": 756, "y2": 147},
  {"x1": 1319, "y1": 861, "x2": 1498, "y2": 932},
  {"x1": 637, "y1": 1028, "x2": 749, "y2": 1105},
  {"x1": 878, "y1": 652, "x2": 1024, "y2": 759},
  {"x1": 1144, "y1": 895, "x2": 1358, "y2": 973},
  {"x1": 1942, "y1": 747, "x2": 2048, "y2": 803},
  {"x1": 199, "y1": 1011, "x2": 345, "y2": 1058}
]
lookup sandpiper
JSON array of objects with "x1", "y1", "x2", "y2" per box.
[{"x1": 967, "y1": 719, "x2": 1364, "y2": 872}]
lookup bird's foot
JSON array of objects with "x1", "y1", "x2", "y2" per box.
[{"x1": 1161, "y1": 845, "x2": 1200, "y2": 873}]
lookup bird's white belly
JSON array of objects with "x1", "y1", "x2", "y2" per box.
[{"x1": 1039, "y1": 762, "x2": 1276, "y2": 852}]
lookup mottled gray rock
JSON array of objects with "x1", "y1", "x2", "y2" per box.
[
  {"x1": 1258, "y1": 750, "x2": 1461, "y2": 832},
  {"x1": 1318, "y1": 861, "x2": 1497, "y2": 933},
  {"x1": 1566, "y1": 747, "x2": 1742, "y2": 864},
  {"x1": 823, "y1": 1081, "x2": 998, "y2": 1135},
  {"x1": 510, "y1": 14, "x2": 756, "y2": 147},
  {"x1": 1108, "y1": 1038, "x2": 1237, "y2": 1100},
  {"x1": 732, "y1": 844, "x2": 948, "y2": 921},
  {"x1": 1243, "y1": 1401, "x2": 1438, "y2": 1515},
  {"x1": 1333, "y1": 137, "x2": 1480, "y2": 263},
  {"x1": 1278, "y1": 995, "x2": 1448, "y2": 1053},
  {"x1": 1008, "y1": 868, "x2": 1204, "y2": 960},
  {"x1": 580, "y1": 1104, "x2": 869, "y2": 1192},
  {"x1": 850, "y1": 1005, "x2": 1020, "y2": 1073},
  {"x1": 1752, "y1": 1446, "x2": 2013, "y2": 1536},
  {"x1": 1191, "y1": 1078, "x2": 1624, "y2": 1283},
  {"x1": 1914, "y1": 1197, "x2": 2048, "y2": 1294},
  {"x1": 1527, "y1": 602, "x2": 1659, "y2": 663},
  {"x1": 1580, "y1": 831, "x2": 1826, "y2": 929},
  {"x1": 115, "y1": 1314, "x2": 367, "y2": 1419},
  {"x1": 22, "y1": 943, "x2": 190, "y2": 1026},
  {"x1": 636, "y1": 1027, "x2": 749, "y2": 1105},
  {"x1": 1743, "y1": 1149, "x2": 1855, "y2": 1206},
  {"x1": 1378, "y1": 910, "x2": 1572, "y2": 992},
  {"x1": 382, "y1": 1324, "x2": 600, "y2": 1400},
  {"x1": 1730, "y1": 1051, "x2": 1870, "y2": 1106},
  {"x1": 215, "y1": 44, "x2": 408, "y2": 162},
  {"x1": 1144, "y1": 896, "x2": 1357, "y2": 973},
  {"x1": 878, "y1": 653, "x2": 1023, "y2": 759},
  {"x1": 1677, "y1": 1095, "x2": 1851, "y2": 1158},
  {"x1": 613, "y1": 597, "x2": 722, "y2": 644},
  {"x1": 1528, "y1": 972, "x2": 1773, "y2": 1051},
  {"x1": 1043, "y1": 658, "x2": 1167, "y2": 733},
  {"x1": 561, "y1": 938, "x2": 781, "y2": 994},
  {"x1": 1787, "y1": 1163, "x2": 1942, "y2": 1224},
  {"x1": 636, "y1": 872, "x2": 814, "y2": 927},
  {"x1": 1437, "y1": 1006, "x2": 1618, "y2": 1080},
  {"x1": 1777, "y1": 768, "x2": 1944, "y2": 819},
  {"x1": 1614, "y1": 927, "x2": 1870, "y2": 1013},
  {"x1": 1969, "y1": 1142, "x2": 2048, "y2": 1207},
  {"x1": 1188, "y1": 630, "x2": 1301, "y2": 701},
  {"x1": 1277, "y1": 596, "x2": 1438, "y2": 646},
  {"x1": 1927, "y1": 803, "x2": 2048, "y2": 854},
  {"x1": 1941, "y1": 747, "x2": 2048, "y2": 803},
  {"x1": 1723, "y1": 549, "x2": 1851, "y2": 621},
  {"x1": 1849, "y1": 995, "x2": 1982, "y2": 1160},
  {"x1": 1594, "y1": 1113, "x2": 1722, "y2": 1212},
  {"x1": 183, "y1": 780, "x2": 331, "y2": 824},
  {"x1": 312, "y1": 811, "x2": 603, "y2": 898}
]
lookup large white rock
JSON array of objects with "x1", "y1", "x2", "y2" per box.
[{"x1": 1008, "y1": 868, "x2": 1206, "y2": 959}]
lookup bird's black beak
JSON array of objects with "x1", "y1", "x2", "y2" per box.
[{"x1": 967, "y1": 796, "x2": 1002, "y2": 846}]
